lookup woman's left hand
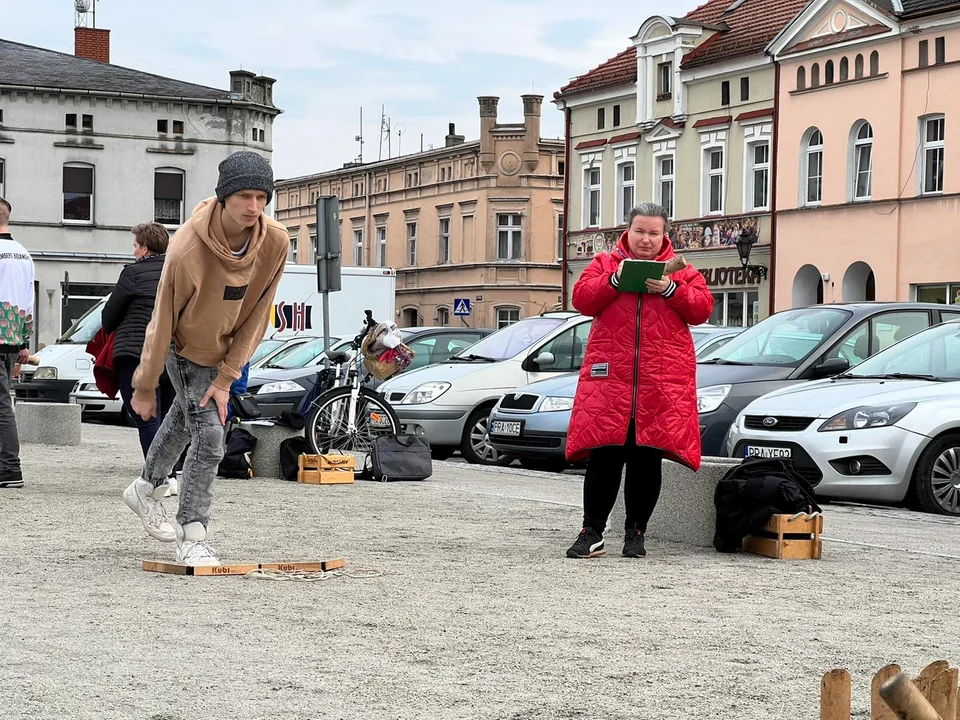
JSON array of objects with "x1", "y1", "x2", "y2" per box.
[{"x1": 645, "y1": 278, "x2": 672, "y2": 294}]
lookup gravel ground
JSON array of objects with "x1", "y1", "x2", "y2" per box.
[{"x1": 3, "y1": 423, "x2": 960, "y2": 720}]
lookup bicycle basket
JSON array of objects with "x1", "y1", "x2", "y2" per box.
[{"x1": 361, "y1": 335, "x2": 415, "y2": 381}]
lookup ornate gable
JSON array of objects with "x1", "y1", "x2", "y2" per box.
[{"x1": 770, "y1": 0, "x2": 897, "y2": 57}]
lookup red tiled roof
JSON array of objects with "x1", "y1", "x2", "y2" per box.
[
  {"x1": 609, "y1": 131, "x2": 643, "y2": 144},
  {"x1": 735, "y1": 107, "x2": 774, "y2": 121},
  {"x1": 554, "y1": 46, "x2": 636, "y2": 100},
  {"x1": 681, "y1": 0, "x2": 810, "y2": 69},
  {"x1": 692, "y1": 114, "x2": 732, "y2": 128},
  {"x1": 574, "y1": 138, "x2": 608, "y2": 150}
]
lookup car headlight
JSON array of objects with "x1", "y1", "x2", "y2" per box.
[
  {"x1": 258, "y1": 381, "x2": 305, "y2": 395},
  {"x1": 33, "y1": 367, "x2": 57, "y2": 380},
  {"x1": 401, "y1": 381, "x2": 451, "y2": 405},
  {"x1": 819, "y1": 403, "x2": 917, "y2": 432},
  {"x1": 539, "y1": 396, "x2": 574, "y2": 412},
  {"x1": 697, "y1": 384, "x2": 731, "y2": 414}
]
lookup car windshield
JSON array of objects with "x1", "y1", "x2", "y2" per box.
[
  {"x1": 452, "y1": 317, "x2": 565, "y2": 361},
  {"x1": 842, "y1": 321, "x2": 960, "y2": 381},
  {"x1": 700, "y1": 307, "x2": 851, "y2": 366},
  {"x1": 265, "y1": 337, "x2": 337, "y2": 369},
  {"x1": 250, "y1": 339, "x2": 286, "y2": 366},
  {"x1": 59, "y1": 300, "x2": 105, "y2": 344}
]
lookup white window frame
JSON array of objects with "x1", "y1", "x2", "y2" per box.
[
  {"x1": 436, "y1": 306, "x2": 450, "y2": 327},
  {"x1": 850, "y1": 121, "x2": 873, "y2": 202},
  {"x1": 745, "y1": 141, "x2": 770, "y2": 212},
  {"x1": 654, "y1": 153, "x2": 675, "y2": 220},
  {"x1": 701, "y1": 145, "x2": 725, "y2": 216},
  {"x1": 153, "y1": 167, "x2": 185, "y2": 228},
  {"x1": 376, "y1": 225, "x2": 387, "y2": 267},
  {"x1": 438, "y1": 217, "x2": 451, "y2": 264},
  {"x1": 615, "y1": 160, "x2": 636, "y2": 225},
  {"x1": 353, "y1": 228, "x2": 363, "y2": 266},
  {"x1": 920, "y1": 115, "x2": 945, "y2": 196},
  {"x1": 496, "y1": 306, "x2": 521, "y2": 329},
  {"x1": 288, "y1": 233, "x2": 298, "y2": 263},
  {"x1": 658, "y1": 61, "x2": 672, "y2": 96},
  {"x1": 801, "y1": 128, "x2": 824, "y2": 207},
  {"x1": 62, "y1": 162, "x2": 95, "y2": 225},
  {"x1": 406, "y1": 221, "x2": 417, "y2": 266},
  {"x1": 583, "y1": 166, "x2": 601, "y2": 228},
  {"x1": 496, "y1": 213, "x2": 522, "y2": 261},
  {"x1": 556, "y1": 212, "x2": 565, "y2": 261}
]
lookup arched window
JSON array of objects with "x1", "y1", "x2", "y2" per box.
[
  {"x1": 825, "y1": 60, "x2": 835, "y2": 84},
  {"x1": 870, "y1": 51, "x2": 879, "y2": 76},
  {"x1": 850, "y1": 121, "x2": 873, "y2": 201},
  {"x1": 436, "y1": 307, "x2": 450, "y2": 327},
  {"x1": 802, "y1": 128, "x2": 824, "y2": 206},
  {"x1": 811, "y1": 63, "x2": 821, "y2": 87},
  {"x1": 839, "y1": 57, "x2": 849, "y2": 82},
  {"x1": 797, "y1": 66, "x2": 807, "y2": 90},
  {"x1": 855, "y1": 54, "x2": 864, "y2": 79}
]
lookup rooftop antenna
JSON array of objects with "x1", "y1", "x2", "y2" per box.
[
  {"x1": 75, "y1": 0, "x2": 96, "y2": 28},
  {"x1": 354, "y1": 106, "x2": 364, "y2": 163},
  {"x1": 395, "y1": 123, "x2": 406, "y2": 157},
  {"x1": 378, "y1": 105, "x2": 388, "y2": 162}
]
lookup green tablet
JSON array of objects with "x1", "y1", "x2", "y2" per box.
[{"x1": 616, "y1": 259, "x2": 666, "y2": 292}]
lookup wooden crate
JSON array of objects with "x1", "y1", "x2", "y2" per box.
[
  {"x1": 143, "y1": 558, "x2": 346, "y2": 576},
  {"x1": 743, "y1": 513, "x2": 823, "y2": 559},
  {"x1": 298, "y1": 454, "x2": 355, "y2": 485}
]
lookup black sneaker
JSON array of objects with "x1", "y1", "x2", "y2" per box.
[
  {"x1": 0, "y1": 470, "x2": 24, "y2": 489},
  {"x1": 566, "y1": 527, "x2": 605, "y2": 558},
  {"x1": 623, "y1": 529, "x2": 647, "y2": 558}
]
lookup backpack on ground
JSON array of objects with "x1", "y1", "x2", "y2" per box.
[
  {"x1": 713, "y1": 458, "x2": 821, "y2": 553},
  {"x1": 217, "y1": 427, "x2": 257, "y2": 479},
  {"x1": 359, "y1": 434, "x2": 433, "y2": 482},
  {"x1": 279, "y1": 436, "x2": 312, "y2": 481}
]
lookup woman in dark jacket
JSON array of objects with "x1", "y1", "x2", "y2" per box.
[{"x1": 101, "y1": 222, "x2": 175, "y2": 459}]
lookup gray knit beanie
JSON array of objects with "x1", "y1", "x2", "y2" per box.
[{"x1": 215, "y1": 151, "x2": 274, "y2": 204}]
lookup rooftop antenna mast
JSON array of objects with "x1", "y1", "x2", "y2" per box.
[
  {"x1": 75, "y1": 0, "x2": 96, "y2": 28},
  {"x1": 354, "y1": 107, "x2": 364, "y2": 163},
  {"x1": 396, "y1": 123, "x2": 406, "y2": 157},
  {"x1": 378, "y1": 105, "x2": 390, "y2": 162}
]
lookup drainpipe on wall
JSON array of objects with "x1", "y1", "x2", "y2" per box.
[
  {"x1": 560, "y1": 104, "x2": 572, "y2": 311},
  {"x1": 768, "y1": 60, "x2": 781, "y2": 316}
]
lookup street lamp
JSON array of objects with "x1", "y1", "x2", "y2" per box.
[{"x1": 735, "y1": 227, "x2": 768, "y2": 280}]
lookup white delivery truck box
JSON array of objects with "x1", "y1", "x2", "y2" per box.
[{"x1": 15, "y1": 264, "x2": 396, "y2": 404}]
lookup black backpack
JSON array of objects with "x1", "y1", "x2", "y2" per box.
[
  {"x1": 217, "y1": 427, "x2": 257, "y2": 479},
  {"x1": 713, "y1": 458, "x2": 821, "y2": 553},
  {"x1": 279, "y1": 436, "x2": 312, "y2": 481}
]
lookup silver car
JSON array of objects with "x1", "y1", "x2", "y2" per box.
[{"x1": 726, "y1": 320, "x2": 960, "y2": 515}]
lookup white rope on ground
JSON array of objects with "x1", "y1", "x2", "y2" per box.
[{"x1": 243, "y1": 567, "x2": 384, "y2": 582}]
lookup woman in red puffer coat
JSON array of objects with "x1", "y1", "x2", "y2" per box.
[{"x1": 565, "y1": 203, "x2": 713, "y2": 560}]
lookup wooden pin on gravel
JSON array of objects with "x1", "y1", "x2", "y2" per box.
[{"x1": 879, "y1": 673, "x2": 943, "y2": 720}]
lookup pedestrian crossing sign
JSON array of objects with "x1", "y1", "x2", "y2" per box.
[{"x1": 454, "y1": 298, "x2": 472, "y2": 316}]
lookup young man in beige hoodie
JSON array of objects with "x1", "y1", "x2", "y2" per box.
[{"x1": 122, "y1": 151, "x2": 289, "y2": 565}]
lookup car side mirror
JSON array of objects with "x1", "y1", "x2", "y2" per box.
[
  {"x1": 814, "y1": 357, "x2": 849, "y2": 377},
  {"x1": 532, "y1": 351, "x2": 555, "y2": 368}
]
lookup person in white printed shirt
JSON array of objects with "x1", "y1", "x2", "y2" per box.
[{"x1": 0, "y1": 197, "x2": 36, "y2": 489}]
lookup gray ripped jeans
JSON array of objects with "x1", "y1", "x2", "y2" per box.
[{"x1": 142, "y1": 349, "x2": 225, "y2": 528}]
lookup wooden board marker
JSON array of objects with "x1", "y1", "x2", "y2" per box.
[{"x1": 142, "y1": 558, "x2": 346, "y2": 576}]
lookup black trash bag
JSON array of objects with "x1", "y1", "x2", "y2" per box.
[
  {"x1": 217, "y1": 427, "x2": 257, "y2": 479},
  {"x1": 279, "y1": 436, "x2": 312, "y2": 481}
]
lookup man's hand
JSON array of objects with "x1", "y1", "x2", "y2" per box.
[
  {"x1": 16, "y1": 349, "x2": 30, "y2": 365},
  {"x1": 200, "y1": 383, "x2": 231, "y2": 426},
  {"x1": 131, "y1": 389, "x2": 157, "y2": 422},
  {"x1": 645, "y1": 278, "x2": 672, "y2": 295}
]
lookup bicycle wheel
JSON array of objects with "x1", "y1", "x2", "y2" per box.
[{"x1": 305, "y1": 386, "x2": 400, "y2": 454}]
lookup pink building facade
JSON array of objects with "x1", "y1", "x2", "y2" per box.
[{"x1": 771, "y1": 0, "x2": 960, "y2": 310}]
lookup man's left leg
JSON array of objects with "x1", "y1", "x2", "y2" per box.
[{"x1": 0, "y1": 354, "x2": 22, "y2": 488}]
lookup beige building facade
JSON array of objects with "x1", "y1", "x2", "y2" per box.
[
  {"x1": 274, "y1": 96, "x2": 564, "y2": 330},
  {"x1": 554, "y1": 0, "x2": 808, "y2": 327}
]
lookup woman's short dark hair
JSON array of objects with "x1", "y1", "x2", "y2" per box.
[
  {"x1": 627, "y1": 203, "x2": 672, "y2": 236},
  {"x1": 131, "y1": 222, "x2": 170, "y2": 254}
]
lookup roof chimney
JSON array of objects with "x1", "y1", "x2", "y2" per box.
[
  {"x1": 445, "y1": 122, "x2": 465, "y2": 147},
  {"x1": 75, "y1": 27, "x2": 110, "y2": 63}
]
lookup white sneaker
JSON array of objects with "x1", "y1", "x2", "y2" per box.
[
  {"x1": 175, "y1": 524, "x2": 220, "y2": 566},
  {"x1": 164, "y1": 475, "x2": 179, "y2": 498},
  {"x1": 122, "y1": 478, "x2": 176, "y2": 542}
]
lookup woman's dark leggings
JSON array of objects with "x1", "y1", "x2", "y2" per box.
[
  {"x1": 582, "y1": 423, "x2": 663, "y2": 534},
  {"x1": 116, "y1": 358, "x2": 176, "y2": 459}
]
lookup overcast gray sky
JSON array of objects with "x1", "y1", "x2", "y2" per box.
[{"x1": 2, "y1": 0, "x2": 698, "y2": 178}]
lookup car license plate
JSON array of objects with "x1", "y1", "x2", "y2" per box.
[
  {"x1": 745, "y1": 446, "x2": 792, "y2": 459},
  {"x1": 368, "y1": 411, "x2": 392, "y2": 428},
  {"x1": 490, "y1": 420, "x2": 522, "y2": 436}
]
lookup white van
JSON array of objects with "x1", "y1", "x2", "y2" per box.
[{"x1": 16, "y1": 264, "x2": 396, "y2": 405}]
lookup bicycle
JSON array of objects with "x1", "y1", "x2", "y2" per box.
[{"x1": 303, "y1": 310, "x2": 401, "y2": 454}]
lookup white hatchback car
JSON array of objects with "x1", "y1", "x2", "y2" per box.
[
  {"x1": 726, "y1": 320, "x2": 960, "y2": 515},
  {"x1": 379, "y1": 312, "x2": 592, "y2": 465}
]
